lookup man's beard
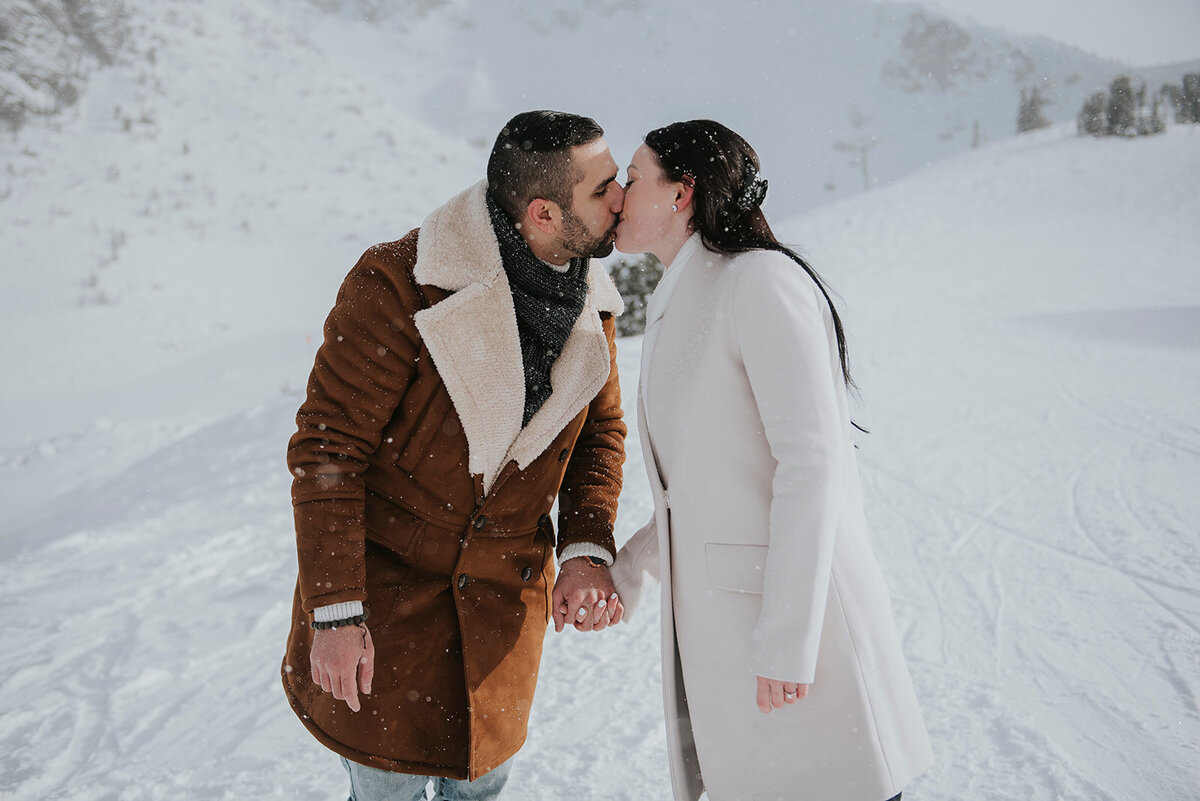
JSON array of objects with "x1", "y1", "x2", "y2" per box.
[{"x1": 559, "y1": 207, "x2": 616, "y2": 259}]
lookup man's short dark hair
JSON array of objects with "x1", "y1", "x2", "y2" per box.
[{"x1": 486, "y1": 110, "x2": 605, "y2": 222}]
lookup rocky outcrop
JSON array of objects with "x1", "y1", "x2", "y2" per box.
[{"x1": 0, "y1": 0, "x2": 127, "y2": 130}]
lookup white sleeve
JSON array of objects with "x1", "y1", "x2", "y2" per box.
[
  {"x1": 610, "y1": 514, "x2": 660, "y2": 622},
  {"x1": 732, "y1": 256, "x2": 847, "y2": 683},
  {"x1": 557, "y1": 542, "x2": 615, "y2": 567},
  {"x1": 313, "y1": 600, "x2": 365, "y2": 623}
]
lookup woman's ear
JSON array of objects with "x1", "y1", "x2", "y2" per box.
[{"x1": 675, "y1": 177, "x2": 695, "y2": 212}]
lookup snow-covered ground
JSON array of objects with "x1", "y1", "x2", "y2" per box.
[
  {"x1": 773, "y1": 124, "x2": 1200, "y2": 801},
  {"x1": 3, "y1": 0, "x2": 1200, "y2": 797}
]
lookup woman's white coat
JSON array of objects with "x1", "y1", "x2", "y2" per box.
[{"x1": 612, "y1": 235, "x2": 933, "y2": 801}]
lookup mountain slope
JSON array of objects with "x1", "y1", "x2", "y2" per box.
[
  {"x1": 0, "y1": 0, "x2": 478, "y2": 412},
  {"x1": 776, "y1": 123, "x2": 1200, "y2": 800},
  {"x1": 303, "y1": 0, "x2": 1190, "y2": 215},
  {"x1": 1, "y1": 70, "x2": 1196, "y2": 798}
]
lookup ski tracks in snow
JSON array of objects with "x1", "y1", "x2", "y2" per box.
[
  {"x1": 0, "y1": 402, "x2": 334, "y2": 800},
  {"x1": 851, "y1": 303, "x2": 1200, "y2": 799}
]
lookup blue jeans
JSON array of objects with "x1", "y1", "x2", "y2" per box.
[{"x1": 340, "y1": 756, "x2": 513, "y2": 801}]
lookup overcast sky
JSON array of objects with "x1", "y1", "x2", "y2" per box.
[{"x1": 890, "y1": 0, "x2": 1200, "y2": 66}]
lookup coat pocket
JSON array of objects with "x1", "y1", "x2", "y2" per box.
[
  {"x1": 704, "y1": 543, "x2": 768, "y2": 594},
  {"x1": 364, "y1": 489, "x2": 427, "y2": 557}
]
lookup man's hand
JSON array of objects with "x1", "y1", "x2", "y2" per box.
[
  {"x1": 552, "y1": 557, "x2": 624, "y2": 632},
  {"x1": 755, "y1": 675, "x2": 808, "y2": 713},
  {"x1": 310, "y1": 623, "x2": 375, "y2": 712}
]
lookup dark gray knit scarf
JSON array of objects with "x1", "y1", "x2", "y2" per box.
[{"x1": 486, "y1": 192, "x2": 589, "y2": 427}]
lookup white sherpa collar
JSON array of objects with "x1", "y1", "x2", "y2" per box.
[
  {"x1": 414, "y1": 180, "x2": 625, "y2": 313},
  {"x1": 411, "y1": 180, "x2": 624, "y2": 494}
]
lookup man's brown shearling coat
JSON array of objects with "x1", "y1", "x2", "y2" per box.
[{"x1": 281, "y1": 182, "x2": 626, "y2": 780}]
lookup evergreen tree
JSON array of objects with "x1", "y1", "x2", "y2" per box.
[
  {"x1": 1017, "y1": 86, "x2": 1051, "y2": 133},
  {"x1": 1106, "y1": 76, "x2": 1137, "y2": 136},
  {"x1": 607, "y1": 254, "x2": 664, "y2": 337},
  {"x1": 1182, "y1": 73, "x2": 1200, "y2": 123},
  {"x1": 1078, "y1": 91, "x2": 1107, "y2": 136},
  {"x1": 1079, "y1": 73, "x2": 1199, "y2": 137},
  {"x1": 1141, "y1": 91, "x2": 1165, "y2": 136},
  {"x1": 1160, "y1": 83, "x2": 1184, "y2": 123}
]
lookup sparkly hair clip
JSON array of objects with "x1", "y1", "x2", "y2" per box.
[{"x1": 734, "y1": 163, "x2": 768, "y2": 212}]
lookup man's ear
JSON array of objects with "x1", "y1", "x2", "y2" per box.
[{"x1": 524, "y1": 198, "x2": 560, "y2": 234}]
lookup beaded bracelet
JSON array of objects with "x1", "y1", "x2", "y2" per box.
[{"x1": 311, "y1": 609, "x2": 370, "y2": 630}]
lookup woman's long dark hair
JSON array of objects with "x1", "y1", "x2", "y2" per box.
[{"x1": 645, "y1": 120, "x2": 855, "y2": 391}]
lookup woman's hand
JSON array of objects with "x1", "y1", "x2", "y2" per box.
[
  {"x1": 756, "y1": 675, "x2": 808, "y2": 713},
  {"x1": 552, "y1": 558, "x2": 624, "y2": 632}
]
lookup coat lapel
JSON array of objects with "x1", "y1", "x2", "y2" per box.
[
  {"x1": 638, "y1": 232, "x2": 704, "y2": 482},
  {"x1": 412, "y1": 181, "x2": 623, "y2": 495}
]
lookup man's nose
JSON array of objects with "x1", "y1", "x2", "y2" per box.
[{"x1": 610, "y1": 183, "x2": 625, "y2": 213}]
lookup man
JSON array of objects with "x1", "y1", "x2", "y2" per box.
[{"x1": 281, "y1": 110, "x2": 628, "y2": 800}]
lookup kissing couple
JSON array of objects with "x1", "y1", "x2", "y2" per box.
[{"x1": 281, "y1": 110, "x2": 933, "y2": 801}]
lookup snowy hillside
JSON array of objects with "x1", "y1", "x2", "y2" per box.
[
  {"x1": 774, "y1": 123, "x2": 1200, "y2": 800},
  {"x1": 3, "y1": 31, "x2": 1199, "y2": 791},
  {"x1": 2, "y1": 0, "x2": 1199, "y2": 798},
  {"x1": 0, "y1": 0, "x2": 127, "y2": 129},
  {"x1": 7, "y1": 0, "x2": 1194, "y2": 221},
  {"x1": 0, "y1": 0, "x2": 479, "y2": 410},
  {"x1": 300, "y1": 0, "x2": 1192, "y2": 214}
]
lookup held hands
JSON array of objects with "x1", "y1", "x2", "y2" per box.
[
  {"x1": 311, "y1": 623, "x2": 375, "y2": 712},
  {"x1": 756, "y1": 676, "x2": 809, "y2": 714},
  {"x1": 552, "y1": 557, "x2": 624, "y2": 632}
]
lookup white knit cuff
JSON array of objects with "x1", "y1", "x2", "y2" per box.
[
  {"x1": 313, "y1": 601, "x2": 364, "y2": 623},
  {"x1": 558, "y1": 541, "x2": 614, "y2": 567}
]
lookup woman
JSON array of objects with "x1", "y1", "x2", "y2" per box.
[{"x1": 610, "y1": 121, "x2": 933, "y2": 801}]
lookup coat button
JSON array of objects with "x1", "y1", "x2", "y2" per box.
[
  {"x1": 558, "y1": 448, "x2": 569, "y2": 462},
  {"x1": 538, "y1": 514, "x2": 551, "y2": 528},
  {"x1": 521, "y1": 567, "x2": 533, "y2": 581},
  {"x1": 458, "y1": 574, "x2": 468, "y2": 589},
  {"x1": 473, "y1": 515, "x2": 487, "y2": 530}
]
